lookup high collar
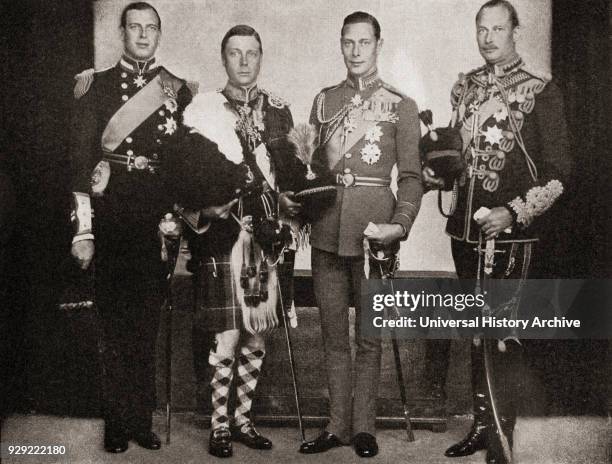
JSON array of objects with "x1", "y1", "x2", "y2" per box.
[
  {"x1": 223, "y1": 80, "x2": 259, "y2": 103},
  {"x1": 486, "y1": 54, "x2": 523, "y2": 78},
  {"x1": 119, "y1": 54, "x2": 158, "y2": 74},
  {"x1": 346, "y1": 67, "x2": 380, "y2": 91}
]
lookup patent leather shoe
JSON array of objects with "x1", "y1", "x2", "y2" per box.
[
  {"x1": 299, "y1": 431, "x2": 342, "y2": 454},
  {"x1": 353, "y1": 432, "x2": 378, "y2": 458},
  {"x1": 104, "y1": 433, "x2": 128, "y2": 453},
  {"x1": 231, "y1": 422, "x2": 272, "y2": 450},
  {"x1": 209, "y1": 427, "x2": 232, "y2": 458}
]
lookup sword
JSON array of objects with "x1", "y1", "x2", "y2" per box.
[
  {"x1": 478, "y1": 234, "x2": 513, "y2": 463},
  {"x1": 276, "y1": 274, "x2": 306, "y2": 443},
  {"x1": 377, "y1": 256, "x2": 415, "y2": 442}
]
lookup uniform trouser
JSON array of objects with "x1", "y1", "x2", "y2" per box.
[
  {"x1": 312, "y1": 247, "x2": 381, "y2": 442},
  {"x1": 95, "y1": 208, "x2": 165, "y2": 435},
  {"x1": 451, "y1": 238, "x2": 533, "y2": 447}
]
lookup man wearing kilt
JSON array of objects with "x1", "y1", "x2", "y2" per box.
[
  {"x1": 169, "y1": 25, "x2": 302, "y2": 459},
  {"x1": 421, "y1": 2, "x2": 572, "y2": 463}
]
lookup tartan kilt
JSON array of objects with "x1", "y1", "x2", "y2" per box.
[{"x1": 193, "y1": 250, "x2": 295, "y2": 333}]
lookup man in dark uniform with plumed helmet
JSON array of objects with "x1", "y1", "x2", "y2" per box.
[
  {"x1": 299, "y1": 11, "x2": 423, "y2": 458},
  {"x1": 69, "y1": 2, "x2": 193, "y2": 453},
  {"x1": 421, "y1": 1, "x2": 572, "y2": 463}
]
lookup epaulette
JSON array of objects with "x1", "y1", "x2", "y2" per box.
[
  {"x1": 380, "y1": 82, "x2": 407, "y2": 99},
  {"x1": 519, "y1": 64, "x2": 551, "y2": 83},
  {"x1": 320, "y1": 81, "x2": 343, "y2": 95},
  {"x1": 73, "y1": 68, "x2": 94, "y2": 99},
  {"x1": 260, "y1": 88, "x2": 290, "y2": 109}
]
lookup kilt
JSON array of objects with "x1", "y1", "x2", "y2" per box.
[{"x1": 193, "y1": 249, "x2": 295, "y2": 333}]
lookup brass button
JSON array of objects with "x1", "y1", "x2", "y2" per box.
[
  {"x1": 121, "y1": 95, "x2": 128, "y2": 101},
  {"x1": 344, "y1": 167, "x2": 351, "y2": 174},
  {"x1": 127, "y1": 149, "x2": 134, "y2": 156},
  {"x1": 121, "y1": 72, "x2": 127, "y2": 78},
  {"x1": 158, "y1": 110, "x2": 165, "y2": 116},
  {"x1": 126, "y1": 137, "x2": 133, "y2": 144},
  {"x1": 158, "y1": 124, "x2": 164, "y2": 131},
  {"x1": 121, "y1": 83, "x2": 128, "y2": 89},
  {"x1": 345, "y1": 152, "x2": 352, "y2": 159}
]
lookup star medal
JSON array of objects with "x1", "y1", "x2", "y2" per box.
[
  {"x1": 133, "y1": 75, "x2": 147, "y2": 88},
  {"x1": 360, "y1": 143, "x2": 381, "y2": 165}
]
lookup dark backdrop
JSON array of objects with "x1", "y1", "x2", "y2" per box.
[{"x1": 1, "y1": 0, "x2": 610, "y2": 418}]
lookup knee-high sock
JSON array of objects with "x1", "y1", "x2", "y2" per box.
[
  {"x1": 234, "y1": 346, "x2": 265, "y2": 427},
  {"x1": 209, "y1": 350, "x2": 235, "y2": 430}
]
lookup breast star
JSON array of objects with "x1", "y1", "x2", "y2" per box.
[
  {"x1": 133, "y1": 75, "x2": 147, "y2": 88},
  {"x1": 481, "y1": 125, "x2": 504, "y2": 146},
  {"x1": 493, "y1": 106, "x2": 508, "y2": 122},
  {"x1": 163, "y1": 116, "x2": 177, "y2": 135},
  {"x1": 351, "y1": 94, "x2": 363, "y2": 107}
]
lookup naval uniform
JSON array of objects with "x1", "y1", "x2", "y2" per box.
[
  {"x1": 70, "y1": 55, "x2": 193, "y2": 439},
  {"x1": 309, "y1": 68, "x2": 423, "y2": 441},
  {"x1": 442, "y1": 56, "x2": 572, "y2": 463}
]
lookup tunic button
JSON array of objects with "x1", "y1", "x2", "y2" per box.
[
  {"x1": 159, "y1": 110, "x2": 165, "y2": 116},
  {"x1": 121, "y1": 95, "x2": 128, "y2": 101},
  {"x1": 158, "y1": 124, "x2": 164, "y2": 131},
  {"x1": 126, "y1": 137, "x2": 133, "y2": 144},
  {"x1": 121, "y1": 83, "x2": 128, "y2": 89},
  {"x1": 344, "y1": 167, "x2": 351, "y2": 174},
  {"x1": 121, "y1": 72, "x2": 127, "y2": 78},
  {"x1": 488, "y1": 172, "x2": 498, "y2": 180},
  {"x1": 127, "y1": 149, "x2": 134, "y2": 156},
  {"x1": 152, "y1": 153, "x2": 159, "y2": 160},
  {"x1": 345, "y1": 152, "x2": 352, "y2": 159},
  {"x1": 156, "y1": 139, "x2": 162, "y2": 144}
]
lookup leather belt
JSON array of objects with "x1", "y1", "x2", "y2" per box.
[
  {"x1": 103, "y1": 152, "x2": 160, "y2": 173},
  {"x1": 335, "y1": 173, "x2": 391, "y2": 188}
]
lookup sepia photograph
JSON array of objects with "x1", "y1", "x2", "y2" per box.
[{"x1": 1, "y1": 0, "x2": 610, "y2": 463}]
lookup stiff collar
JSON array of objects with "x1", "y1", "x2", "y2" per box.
[
  {"x1": 486, "y1": 54, "x2": 523, "y2": 78},
  {"x1": 119, "y1": 54, "x2": 158, "y2": 74},
  {"x1": 223, "y1": 80, "x2": 259, "y2": 103},
  {"x1": 346, "y1": 68, "x2": 380, "y2": 91}
]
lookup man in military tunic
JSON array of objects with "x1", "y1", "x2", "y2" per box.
[
  {"x1": 422, "y1": 1, "x2": 572, "y2": 463},
  {"x1": 299, "y1": 12, "x2": 423, "y2": 458},
  {"x1": 69, "y1": 2, "x2": 193, "y2": 453}
]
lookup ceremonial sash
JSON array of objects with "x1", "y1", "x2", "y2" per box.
[{"x1": 101, "y1": 69, "x2": 184, "y2": 152}]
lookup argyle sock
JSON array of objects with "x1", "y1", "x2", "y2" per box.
[
  {"x1": 233, "y1": 346, "x2": 265, "y2": 427},
  {"x1": 209, "y1": 351, "x2": 235, "y2": 430}
]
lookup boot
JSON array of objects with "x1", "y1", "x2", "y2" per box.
[
  {"x1": 485, "y1": 416, "x2": 515, "y2": 464},
  {"x1": 445, "y1": 343, "x2": 489, "y2": 457}
]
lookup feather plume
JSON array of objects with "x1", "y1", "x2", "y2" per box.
[{"x1": 288, "y1": 123, "x2": 318, "y2": 167}]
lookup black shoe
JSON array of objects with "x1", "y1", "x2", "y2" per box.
[
  {"x1": 133, "y1": 430, "x2": 161, "y2": 450},
  {"x1": 104, "y1": 433, "x2": 129, "y2": 454},
  {"x1": 486, "y1": 445, "x2": 511, "y2": 464},
  {"x1": 352, "y1": 432, "x2": 378, "y2": 458},
  {"x1": 231, "y1": 422, "x2": 272, "y2": 450},
  {"x1": 299, "y1": 431, "x2": 343, "y2": 454},
  {"x1": 444, "y1": 423, "x2": 488, "y2": 457},
  {"x1": 209, "y1": 427, "x2": 232, "y2": 458}
]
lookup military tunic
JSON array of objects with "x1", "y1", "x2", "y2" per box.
[
  {"x1": 444, "y1": 56, "x2": 572, "y2": 460},
  {"x1": 308, "y1": 69, "x2": 422, "y2": 441},
  {"x1": 70, "y1": 55, "x2": 192, "y2": 433}
]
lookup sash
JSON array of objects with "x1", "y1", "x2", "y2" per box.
[{"x1": 101, "y1": 69, "x2": 184, "y2": 152}]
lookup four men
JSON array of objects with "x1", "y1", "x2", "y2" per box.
[{"x1": 69, "y1": 2, "x2": 570, "y2": 462}]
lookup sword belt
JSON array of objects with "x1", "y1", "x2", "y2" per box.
[
  {"x1": 103, "y1": 152, "x2": 161, "y2": 173},
  {"x1": 335, "y1": 173, "x2": 391, "y2": 188}
]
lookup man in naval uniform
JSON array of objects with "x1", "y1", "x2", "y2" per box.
[
  {"x1": 69, "y1": 2, "x2": 193, "y2": 453},
  {"x1": 422, "y1": 1, "x2": 572, "y2": 463},
  {"x1": 299, "y1": 11, "x2": 423, "y2": 458}
]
